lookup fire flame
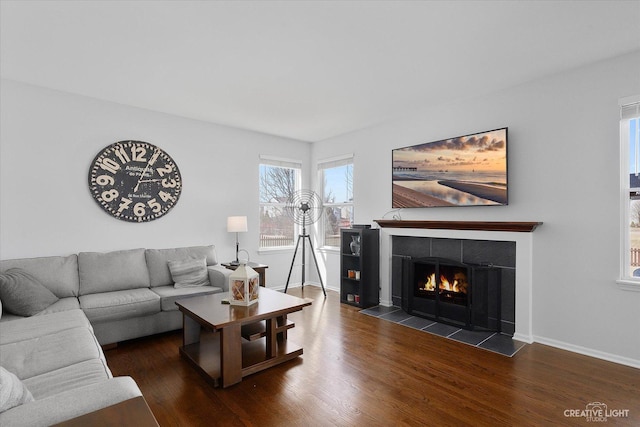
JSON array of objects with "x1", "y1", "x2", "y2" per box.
[{"x1": 419, "y1": 273, "x2": 467, "y2": 294}]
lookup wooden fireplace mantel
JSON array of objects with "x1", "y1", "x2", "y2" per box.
[{"x1": 374, "y1": 220, "x2": 542, "y2": 233}]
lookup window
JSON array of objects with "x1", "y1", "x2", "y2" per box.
[
  {"x1": 620, "y1": 97, "x2": 640, "y2": 287},
  {"x1": 318, "y1": 155, "x2": 353, "y2": 248},
  {"x1": 259, "y1": 156, "x2": 301, "y2": 249}
]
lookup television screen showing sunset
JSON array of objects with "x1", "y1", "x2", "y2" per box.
[{"x1": 392, "y1": 128, "x2": 508, "y2": 208}]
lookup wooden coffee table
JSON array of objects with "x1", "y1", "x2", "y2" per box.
[{"x1": 176, "y1": 287, "x2": 312, "y2": 388}]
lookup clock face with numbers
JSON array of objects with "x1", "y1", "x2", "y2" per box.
[{"x1": 88, "y1": 141, "x2": 182, "y2": 222}]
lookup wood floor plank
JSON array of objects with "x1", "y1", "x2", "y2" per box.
[{"x1": 105, "y1": 287, "x2": 640, "y2": 426}]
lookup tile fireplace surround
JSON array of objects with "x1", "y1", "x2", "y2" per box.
[{"x1": 375, "y1": 220, "x2": 542, "y2": 343}]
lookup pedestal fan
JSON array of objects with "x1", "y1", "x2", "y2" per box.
[{"x1": 283, "y1": 189, "x2": 327, "y2": 297}]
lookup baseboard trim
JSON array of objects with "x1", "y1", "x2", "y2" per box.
[
  {"x1": 513, "y1": 333, "x2": 534, "y2": 344},
  {"x1": 533, "y1": 335, "x2": 640, "y2": 369}
]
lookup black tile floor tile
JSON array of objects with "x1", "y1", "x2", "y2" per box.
[
  {"x1": 449, "y1": 329, "x2": 495, "y2": 346},
  {"x1": 478, "y1": 333, "x2": 527, "y2": 357},
  {"x1": 360, "y1": 305, "x2": 526, "y2": 357},
  {"x1": 380, "y1": 310, "x2": 413, "y2": 323},
  {"x1": 424, "y1": 322, "x2": 461, "y2": 337},
  {"x1": 360, "y1": 306, "x2": 399, "y2": 317},
  {"x1": 399, "y1": 316, "x2": 436, "y2": 330}
]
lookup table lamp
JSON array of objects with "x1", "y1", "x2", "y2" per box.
[{"x1": 227, "y1": 216, "x2": 248, "y2": 265}]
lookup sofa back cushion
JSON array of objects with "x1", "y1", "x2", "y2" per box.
[
  {"x1": 78, "y1": 248, "x2": 150, "y2": 295},
  {"x1": 145, "y1": 245, "x2": 217, "y2": 288},
  {"x1": 0, "y1": 255, "x2": 79, "y2": 298}
]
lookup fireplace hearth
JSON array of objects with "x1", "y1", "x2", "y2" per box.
[{"x1": 403, "y1": 257, "x2": 501, "y2": 332}]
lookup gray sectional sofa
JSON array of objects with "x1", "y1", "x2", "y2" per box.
[
  {"x1": 0, "y1": 310, "x2": 143, "y2": 426},
  {"x1": 0, "y1": 245, "x2": 231, "y2": 426}
]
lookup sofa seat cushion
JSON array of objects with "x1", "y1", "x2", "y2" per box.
[
  {"x1": 0, "y1": 309, "x2": 92, "y2": 345},
  {"x1": 152, "y1": 285, "x2": 223, "y2": 311},
  {"x1": 23, "y1": 359, "x2": 112, "y2": 400},
  {"x1": 146, "y1": 245, "x2": 218, "y2": 287},
  {"x1": 0, "y1": 377, "x2": 142, "y2": 427},
  {"x1": 0, "y1": 254, "x2": 79, "y2": 298},
  {"x1": 0, "y1": 327, "x2": 102, "y2": 379},
  {"x1": 79, "y1": 288, "x2": 160, "y2": 323},
  {"x1": 78, "y1": 248, "x2": 150, "y2": 295},
  {"x1": 35, "y1": 297, "x2": 80, "y2": 317},
  {"x1": 0, "y1": 296, "x2": 79, "y2": 322}
]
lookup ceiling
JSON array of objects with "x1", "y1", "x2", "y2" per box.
[{"x1": 1, "y1": 1, "x2": 639, "y2": 142}]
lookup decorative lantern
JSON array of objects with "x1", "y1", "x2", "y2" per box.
[{"x1": 229, "y1": 262, "x2": 260, "y2": 306}]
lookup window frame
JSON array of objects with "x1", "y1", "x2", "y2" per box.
[
  {"x1": 618, "y1": 95, "x2": 640, "y2": 291},
  {"x1": 258, "y1": 155, "x2": 302, "y2": 252},
  {"x1": 317, "y1": 154, "x2": 354, "y2": 250}
]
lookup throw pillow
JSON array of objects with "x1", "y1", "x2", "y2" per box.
[
  {"x1": 168, "y1": 258, "x2": 210, "y2": 288},
  {"x1": 0, "y1": 268, "x2": 59, "y2": 316},
  {"x1": 0, "y1": 366, "x2": 35, "y2": 413}
]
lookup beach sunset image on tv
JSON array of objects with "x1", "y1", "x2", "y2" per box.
[{"x1": 392, "y1": 128, "x2": 508, "y2": 208}]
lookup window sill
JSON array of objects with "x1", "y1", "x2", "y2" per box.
[
  {"x1": 257, "y1": 247, "x2": 295, "y2": 255},
  {"x1": 318, "y1": 247, "x2": 340, "y2": 254},
  {"x1": 616, "y1": 279, "x2": 640, "y2": 291}
]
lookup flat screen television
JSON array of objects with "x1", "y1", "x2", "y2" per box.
[{"x1": 392, "y1": 127, "x2": 508, "y2": 208}]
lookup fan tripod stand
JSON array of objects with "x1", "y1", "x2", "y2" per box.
[{"x1": 284, "y1": 219, "x2": 327, "y2": 297}]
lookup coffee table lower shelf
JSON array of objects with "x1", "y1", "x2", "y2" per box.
[{"x1": 179, "y1": 330, "x2": 303, "y2": 387}]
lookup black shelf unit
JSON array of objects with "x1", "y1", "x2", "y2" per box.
[{"x1": 340, "y1": 228, "x2": 379, "y2": 308}]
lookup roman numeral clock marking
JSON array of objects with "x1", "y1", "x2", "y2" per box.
[{"x1": 88, "y1": 141, "x2": 182, "y2": 222}]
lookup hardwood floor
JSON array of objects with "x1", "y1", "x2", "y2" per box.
[{"x1": 105, "y1": 286, "x2": 640, "y2": 426}]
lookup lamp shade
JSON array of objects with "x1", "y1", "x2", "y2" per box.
[{"x1": 227, "y1": 216, "x2": 248, "y2": 233}]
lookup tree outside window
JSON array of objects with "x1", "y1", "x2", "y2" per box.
[{"x1": 259, "y1": 159, "x2": 301, "y2": 249}]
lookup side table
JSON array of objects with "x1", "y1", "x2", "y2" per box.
[{"x1": 222, "y1": 262, "x2": 268, "y2": 287}]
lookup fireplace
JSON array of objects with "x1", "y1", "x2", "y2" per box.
[
  {"x1": 402, "y1": 257, "x2": 501, "y2": 331},
  {"x1": 378, "y1": 220, "x2": 542, "y2": 342}
]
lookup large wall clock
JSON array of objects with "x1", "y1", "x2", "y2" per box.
[{"x1": 88, "y1": 140, "x2": 182, "y2": 222}]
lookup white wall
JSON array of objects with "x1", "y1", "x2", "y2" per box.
[
  {"x1": 0, "y1": 79, "x2": 311, "y2": 287},
  {"x1": 3, "y1": 49, "x2": 640, "y2": 367},
  {"x1": 311, "y1": 50, "x2": 640, "y2": 367}
]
